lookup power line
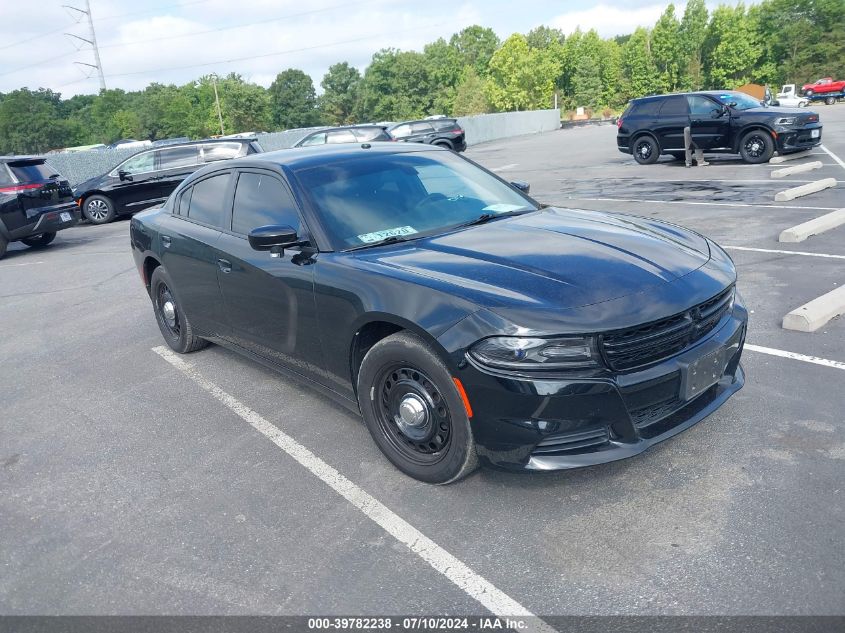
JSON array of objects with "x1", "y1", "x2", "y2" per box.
[{"x1": 63, "y1": 1, "x2": 106, "y2": 91}]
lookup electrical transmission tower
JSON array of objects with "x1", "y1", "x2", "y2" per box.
[{"x1": 63, "y1": 0, "x2": 106, "y2": 91}]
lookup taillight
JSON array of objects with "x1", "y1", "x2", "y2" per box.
[
  {"x1": 617, "y1": 118, "x2": 623, "y2": 129},
  {"x1": 0, "y1": 183, "x2": 42, "y2": 194}
]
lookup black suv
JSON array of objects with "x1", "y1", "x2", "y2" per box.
[
  {"x1": 0, "y1": 157, "x2": 79, "y2": 259},
  {"x1": 293, "y1": 125, "x2": 392, "y2": 147},
  {"x1": 74, "y1": 138, "x2": 263, "y2": 224},
  {"x1": 388, "y1": 118, "x2": 467, "y2": 152},
  {"x1": 617, "y1": 91, "x2": 822, "y2": 164}
]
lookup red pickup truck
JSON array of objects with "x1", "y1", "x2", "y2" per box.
[{"x1": 802, "y1": 78, "x2": 845, "y2": 96}]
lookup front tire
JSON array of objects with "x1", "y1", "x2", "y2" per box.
[
  {"x1": 739, "y1": 130, "x2": 774, "y2": 164},
  {"x1": 21, "y1": 232, "x2": 56, "y2": 248},
  {"x1": 632, "y1": 135, "x2": 659, "y2": 164},
  {"x1": 805, "y1": 89, "x2": 814, "y2": 97},
  {"x1": 149, "y1": 267, "x2": 208, "y2": 354},
  {"x1": 357, "y1": 331, "x2": 478, "y2": 484},
  {"x1": 825, "y1": 96, "x2": 836, "y2": 105},
  {"x1": 83, "y1": 195, "x2": 115, "y2": 224}
]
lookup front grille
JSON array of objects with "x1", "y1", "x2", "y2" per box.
[
  {"x1": 601, "y1": 287, "x2": 733, "y2": 370},
  {"x1": 629, "y1": 395, "x2": 682, "y2": 428},
  {"x1": 532, "y1": 427, "x2": 610, "y2": 456}
]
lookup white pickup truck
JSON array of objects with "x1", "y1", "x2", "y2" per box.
[{"x1": 775, "y1": 85, "x2": 809, "y2": 108}]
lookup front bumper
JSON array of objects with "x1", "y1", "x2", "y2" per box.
[
  {"x1": 776, "y1": 125, "x2": 822, "y2": 152},
  {"x1": 459, "y1": 306, "x2": 747, "y2": 471}
]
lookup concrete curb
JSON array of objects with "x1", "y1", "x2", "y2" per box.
[
  {"x1": 770, "y1": 150, "x2": 814, "y2": 164},
  {"x1": 770, "y1": 161, "x2": 823, "y2": 179},
  {"x1": 783, "y1": 286, "x2": 845, "y2": 332},
  {"x1": 774, "y1": 178, "x2": 837, "y2": 202},
  {"x1": 779, "y1": 208, "x2": 845, "y2": 242}
]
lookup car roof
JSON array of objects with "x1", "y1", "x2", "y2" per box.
[
  {"x1": 227, "y1": 142, "x2": 444, "y2": 171},
  {"x1": 0, "y1": 156, "x2": 45, "y2": 163},
  {"x1": 388, "y1": 118, "x2": 456, "y2": 128},
  {"x1": 632, "y1": 90, "x2": 745, "y2": 103},
  {"x1": 305, "y1": 125, "x2": 387, "y2": 133}
]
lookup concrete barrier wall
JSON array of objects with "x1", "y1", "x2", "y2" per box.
[{"x1": 41, "y1": 110, "x2": 561, "y2": 187}]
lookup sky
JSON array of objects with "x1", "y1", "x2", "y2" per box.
[{"x1": 0, "y1": 0, "x2": 742, "y2": 98}]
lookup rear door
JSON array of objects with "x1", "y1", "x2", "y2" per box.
[
  {"x1": 156, "y1": 145, "x2": 202, "y2": 201},
  {"x1": 215, "y1": 169, "x2": 325, "y2": 382},
  {"x1": 687, "y1": 95, "x2": 731, "y2": 149},
  {"x1": 408, "y1": 121, "x2": 436, "y2": 143},
  {"x1": 158, "y1": 170, "x2": 233, "y2": 338},
  {"x1": 655, "y1": 96, "x2": 688, "y2": 151}
]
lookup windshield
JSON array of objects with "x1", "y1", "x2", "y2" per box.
[
  {"x1": 714, "y1": 92, "x2": 763, "y2": 111},
  {"x1": 294, "y1": 151, "x2": 538, "y2": 249}
]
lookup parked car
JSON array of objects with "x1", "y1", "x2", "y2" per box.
[
  {"x1": 0, "y1": 157, "x2": 79, "y2": 259},
  {"x1": 74, "y1": 138, "x2": 263, "y2": 224},
  {"x1": 801, "y1": 77, "x2": 845, "y2": 97},
  {"x1": 774, "y1": 84, "x2": 809, "y2": 108},
  {"x1": 388, "y1": 118, "x2": 467, "y2": 152},
  {"x1": 617, "y1": 90, "x2": 822, "y2": 164},
  {"x1": 293, "y1": 125, "x2": 392, "y2": 148},
  {"x1": 131, "y1": 143, "x2": 746, "y2": 483}
]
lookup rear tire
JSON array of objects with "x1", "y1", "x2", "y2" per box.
[
  {"x1": 0, "y1": 234, "x2": 7, "y2": 260},
  {"x1": 149, "y1": 267, "x2": 209, "y2": 354},
  {"x1": 357, "y1": 331, "x2": 478, "y2": 484},
  {"x1": 739, "y1": 130, "x2": 774, "y2": 164},
  {"x1": 433, "y1": 140, "x2": 453, "y2": 150},
  {"x1": 805, "y1": 89, "x2": 814, "y2": 97},
  {"x1": 632, "y1": 135, "x2": 660, "y2": 164},
  {"x1": 21, "y1": 232, "x2": 56, "y2": 248},
  {"x1": 83, "y1": 195, "x2": 115, "y2": 225},
  {"x1": 825, "y1": 96, "x2": 836, "y2": 105}
]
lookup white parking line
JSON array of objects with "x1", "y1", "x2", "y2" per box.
[
  {"x1": 820, "y1": 144, "x2": 845, "y2": 172},
  {"x1": 492, "y1": 163, "x2": 519, "y2": 172},
  {"x1": 723, "y1": 245, "x2": 845, "y2": 260},
  {"x1": 0, "y1": 260, "x2": 45, "y2": 269},
  {"x1": 562, "y1": 196, "x2": 840, "y2": 211},
  {"x1": 152, "y1": 346, "x2": 556, "y2": 632},
  {"x1": 746, "y1": 344, "x2": 845, "y2": 371}
]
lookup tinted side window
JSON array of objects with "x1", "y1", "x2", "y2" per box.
[
  {"x1": 411, "y1": 122, "x2": 434, "y2": 133},
  {"x1": 659, "y1": 96, "x2": 688, "y2": 116},
  {"x1": 326, "y1": 130, "x2": 357, "y2": 144},
  {"x1": 201, "y1": 142, "x2": 243, "y2": 163},
  {"x1": 630, "y1": 100, "x2": 661, "y2": 116},
  {"x1": 354, "y1": 127, "x2": 390, "y2": 141},
  {"x1": 187, "y1": 173, "x2": 229, "y2": 227},
  {"x1": 432, "y1": 119, "x2": 458, "y2": 131},
  {"x1": 177, "y1": 187, "x2": 192, "y2": 215},
  {"x1": 159, "y1": 146, "x2": 200, "y2": 169},
  {"x1": 687, "y1": 95, "x2": 720, "y2": 117},
  {"x1": 231, "y1": 173, "x2": 300, "y2": 235}
]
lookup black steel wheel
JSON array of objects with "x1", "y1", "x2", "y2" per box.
[
  {"x1": 739, "y1": 130, "x2": 774, "y2": 164},
  {"x1": 21, "y1": 232, "x2": 56, "y2": 248},
  {"x1": 632, "y1": 135, "x2": 659, "y2": 164},
  {"x1": 149, "y1": 267, "x2": 208, "y2": 354},
  {"x1": 357, "y1": 331, "x2": 477, "y2": 484}
]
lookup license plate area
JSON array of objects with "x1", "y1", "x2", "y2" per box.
[
  {"x1": 811, "y1": 129, "x2": 820, "y2": 138},
  {"x1": 60, "y1": 211, "x2": 72, "y2": 222},
  {"x1": 681, "y1": 347, "x2": 727, "y2": 401}
]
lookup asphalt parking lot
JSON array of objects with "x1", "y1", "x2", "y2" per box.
[{"x1": 2, "y1": 106, "x2": 844, "y2": 620}]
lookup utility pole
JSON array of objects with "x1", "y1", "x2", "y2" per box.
[
  {"x1": 211, "y1": 74, "x2": 225, "y2": 136},
  {"x1": 64, "y1": 0, "x2": 106, "y2": 91}
]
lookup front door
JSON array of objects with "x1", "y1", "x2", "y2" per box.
[
  {"x1": 110, "y1": 150, "x2": 161, "y2": 211},
  {"x1": 687, "y1": 95, "x2": 731, "y2": 150},
  {"x1": 215, "y1": 170, "x2": 325, "y2": 383}
]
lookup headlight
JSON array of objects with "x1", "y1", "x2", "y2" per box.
[
  {"x1": 775, "y1": 117, "x2": 797, "y2": 126},
  {"x1": 469, "y1": 336, "x2": 600, "y2": 370}
]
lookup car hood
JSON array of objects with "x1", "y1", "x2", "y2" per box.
[
  {"x1": 743, "y1": 105, "x2": 810, "y2": 116},
  {"x1": 72, "y1": 173, "x2": 110, "y2": 195},
  {"x1": 354, "y1": 208, "x2": 712, "y2": 312}
]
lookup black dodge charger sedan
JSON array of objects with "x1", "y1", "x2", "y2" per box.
[{"x1": 130, "y1": 144, "x2": 746, "y2": 484}]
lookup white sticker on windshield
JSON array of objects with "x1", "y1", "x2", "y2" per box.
[
  {"x1": 482, "y1": 203, "x2": 525, "y2": 213},
  {"x1": 356, "y1": 225, "x2": 418, "y2": 243}
]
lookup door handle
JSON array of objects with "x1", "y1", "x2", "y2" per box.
[
  {"x1": 217, "y1": 258, "x2": 232, "y2": 273},
  {"x1": 161, "y1": 235, "x2": 171, "y2": 248}
]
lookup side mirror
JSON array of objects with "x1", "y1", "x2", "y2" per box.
[
  {"x1": 118, "y1": 169, "x2": 132, "y2": 181},
  {"x1": 248, "y1": 225, "x2": 300, "y2": 252},
  {"x1": 510, "y1": 180, "x2": 530, "y2": 194}
]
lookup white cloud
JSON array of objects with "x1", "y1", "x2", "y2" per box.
[{"x1": 549, "y1": 3, "x2": 668, "y2": 38}]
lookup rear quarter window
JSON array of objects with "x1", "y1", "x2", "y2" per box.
[
  {"x1": 629, "y1": 100, "x2": 662, "y2": 117},
  {"x1": 432, "y1": 119, "x2": 458, "y2": 131},
  {"x1": 187, "y1": 173, "x2": 230, "y2": 227}
]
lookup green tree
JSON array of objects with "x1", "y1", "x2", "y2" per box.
[
  {"x1": 599, "y1": 39, "x2": 624, "y2": 108},
  {"x1": 572, "y1": 54, "x2": 602, "y2": 109},
  {"x1": 651, "y1": 4, "x2": 682, "y2": 91},
  {"x1": 319, "y1": 62, "x2": 361, "y2": 125},
  {"x1": 423, "y1": 38, "x2": 462, "y2": 114},
  {"x1": 622, "y1": 27, "x2": 661, "y2": 98},
  {"x1": 216, "y1": 74, "x2": 271, "y2": 133},
  {"x1": 449, "y1": 26, "x2": 500, "y2": 76},
  {"x1": 452, "y1": 66, "x2": 492, "y2": 116},
  {"x1": 485, "y1": 34, "x2": 560, "y2": 111},
  {"x1": 526, "y1": 26, "x2": 565, "y2": 50},
  {"x1": 0, "y1": 89, "x2": 74, "y2": 153},
  {"x1": 703, "y1": 4, "x2": 761, "y2": 88},
  {"x1": 268, "y1": 69, "x2": 321, "y2": 129},
  {"x1": 355, "y1": 49, "x2": 432, "y2": 121},
  {"x1": 679, "y1": 0, "x2": 709, "y2": 90}
]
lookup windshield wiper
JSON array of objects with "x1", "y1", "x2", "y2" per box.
[
  {"x1": 455, "y1": 208, "x2": 534, "y2": 229},
  {"x1": 344, "y1": 235, "x2": 409, "y2": 252}
]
